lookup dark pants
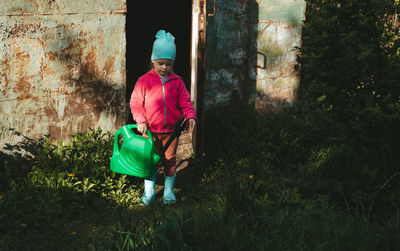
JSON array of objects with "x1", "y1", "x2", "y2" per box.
[{"x1": 153, "y1": 133, "x2": 178, "y2": 177}]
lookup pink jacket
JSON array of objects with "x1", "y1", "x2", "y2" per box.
[{"x1": 130, "y1": 69, "x2": 196, "y2": 133}]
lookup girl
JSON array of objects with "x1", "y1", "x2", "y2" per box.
[{"x1": 130, "y1": 30, "x2": 196, "y2": 206}]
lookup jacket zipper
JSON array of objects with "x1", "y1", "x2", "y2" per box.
[
  {"x1": 162, "y1": 81, "x2": 166, "y2": 133},
  {"x1": 159, "y1": 74, "x2": 176, "y2": 133}
]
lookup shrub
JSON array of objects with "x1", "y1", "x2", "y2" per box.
[{"x1": 29, "y1": 128, "x2": 141, "y2": 206}]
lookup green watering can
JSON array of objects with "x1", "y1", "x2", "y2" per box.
[
  {"x1": 110, "y1": 119, "x2": 186, "y2": 178},
  {"x1": 110, "y1": 124, "x2": 160, "y2": 178}
]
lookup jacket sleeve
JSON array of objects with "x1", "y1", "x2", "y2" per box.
[
  {"x1": 177, "y1": 80, "x2": 197, "y2": 120},
  {"x1": 130, "y1": 78, "x2": 148, "y2": 125}
]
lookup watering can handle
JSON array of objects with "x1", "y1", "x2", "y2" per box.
[
  {"x1": 124, "y1": 124, "x2": 154, "y2": 144},
  {"x1": 112, "y1": 128, "x2": 122, "y2": 155},
  {"x1": 113, "y1": 125, "x2": 155, "y2": 155}
]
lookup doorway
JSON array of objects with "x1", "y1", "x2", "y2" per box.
[{"x1": 126, "y1": 1, "x2": 192, "y2": 124}]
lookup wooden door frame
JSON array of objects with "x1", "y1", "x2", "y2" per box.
[{"x1": 190, "y1": 0, "x2": 207, "y2": 155}]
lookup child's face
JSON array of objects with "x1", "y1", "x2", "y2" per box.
[{"x1": 152, "y1": 59, "x2": 173, "y2": 77}]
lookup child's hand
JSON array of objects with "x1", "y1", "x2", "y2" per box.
[
  {"x1": 188, "y1": 119, "x2": 196, "y2": 133},
  {"x1": 137, "y1": 123, "x2": 147, "y2": 135}
]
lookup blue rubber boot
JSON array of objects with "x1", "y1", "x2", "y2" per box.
[
  {"x1": 140, "y1": 173, "x2": 156, "y2": 206},
  {"x1": 163, "y1": 174, "x2": 176, "y2": 204}
]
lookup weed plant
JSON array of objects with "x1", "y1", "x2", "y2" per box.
[{"x1": 0, "y1": 128, "x2": 141, "y2": 249}]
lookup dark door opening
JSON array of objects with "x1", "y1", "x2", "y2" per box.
[{"x1": 126, "y1": 1, "x2": 192, "y2": 124}]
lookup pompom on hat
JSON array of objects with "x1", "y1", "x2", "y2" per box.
[{"x1": 151, "y1": 30, "x2": 176, "y2": 61}]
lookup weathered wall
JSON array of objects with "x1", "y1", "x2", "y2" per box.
[
  {"x1": 0, "y1": 0, "x2": 126, "y2": 147},
  {"x1": 205, "y1": 0, "x2": 306, "y2": 112},
  {"x1": 255, "y1": 0, "x2": 305, "y2": 112}
]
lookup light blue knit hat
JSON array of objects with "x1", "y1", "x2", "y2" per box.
[{"x1": 151, "y1": 30, "x2": 176, "y2": 61}]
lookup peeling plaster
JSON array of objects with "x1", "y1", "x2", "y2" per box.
[{"x1": 0, "y1": 0, "x2": 126, "y2": 148}]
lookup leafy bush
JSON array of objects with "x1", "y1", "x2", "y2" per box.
[
  {"x1": 296, "y1": 0, "x2": 400, "y2": 213},
  {"x1": 0, "y1": 128, "x2": 141, "y2": 250},
  {"x1": 29, "y1": 128, "x2": 141, "y2": 206}
]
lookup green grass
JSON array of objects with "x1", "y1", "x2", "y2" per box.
[
  {"x1": 113, "y1": 200, "x2": 400, "y2": 250},
  {"x1": 0, "y1": 184, "x2": 119, "y2": 249},
  {"x1": 1, "y1": 124, "x2": 399, "y2": 250}
]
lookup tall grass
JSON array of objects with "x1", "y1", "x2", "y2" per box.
[
  {"x1": 112, "y1": 195, "x2": 400, "y2": 250},
  {"x1": 1, "y1": 122, "x2": 399, "y2": 250}
]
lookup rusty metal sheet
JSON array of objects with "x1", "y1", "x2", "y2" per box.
[
  {"x1": 0, "y1": 0, "x2": 126, "y2": 15},
  {"x1": 257, "y1": 0, "x2": 306, "y2": 26},
  {"x1": 254, "y1": 0, "x2": 305, "y2": 112},
  {"x1": 255, "y1": 21, "x2": 302, "y2": 112},
  {"x1": 204, "y1": 0, "x2": 305, "y2": 112},
  {"x1": 0, "y1": 9, "x2": 126, "y2": 147}
]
